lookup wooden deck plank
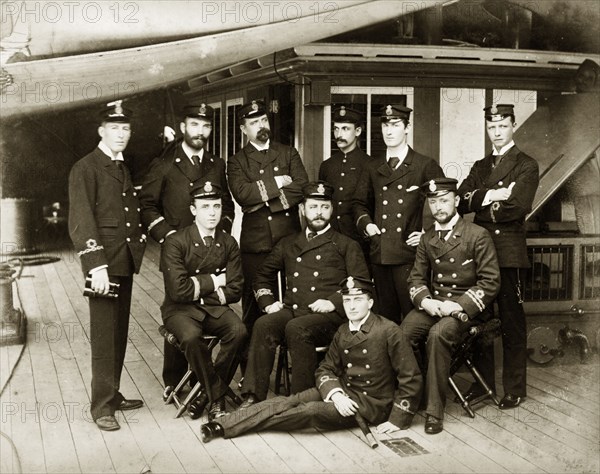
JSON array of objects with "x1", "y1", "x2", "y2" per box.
[
  {"x1": 230, "y1": 434, "x2": 294, "y2": 473},
  {"x1": 289, "y1": 430, "x2": 366, "y2": 473},
  {"x1": 1, "y1": 348, "x2": 49, "y2": 474},
  {"x1": 256, "y1": 431, "x2": 329, "y2": 473},
  {"x1": 528, "y1": 364, "x2": 600, "y2": 408},
  {"x1": 40, "y1": 262, "x2": 118, "y2": 473},
  {"x1": 28, "y1": 266, "x2": 83, "y2": 473},
  {"x1": 125, "y1": 359, "x2": 223, "y2": 474},
  {"x1": 410, "y1": 412, "x2": 510, "y2": 473}
]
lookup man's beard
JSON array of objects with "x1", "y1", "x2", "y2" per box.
[
  {"x1": 256, "y1": 127, "x2": 271, "y2": 143},
  {"x1": 306, "y1": 215, "x2": 330, "y2": 232},
  {"x1": 184, "y1": 132, "x2": 206, "y2": 151},
  {"x1": 434, "y1": 210, "x2": 456, "y2": 224}
]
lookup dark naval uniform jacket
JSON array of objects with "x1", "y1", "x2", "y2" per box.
[
  {"x1": 254, "y1": 227, "x2": 369, "y2": 316},
  {"x1": 160, "y1": 224, "x2": 243, "y2": 322},
  {"x1": 68, "y1": 147, "x2": 146, "y2": 276},
  {"x1": 227, "y1": 141, "x2": 308, "y2": 254},
  {"x1": 457, "y1": 145, "x2": 538, "y2": 268},
  {"x1": 139, "y1": 141, "x2": 235, "y2": 242},
  {"x1": 408, "y1": 217, "x2": 501, "y2": 319},
  {"x1": 318, "y1": 147, "x2": 371, "y2": 243},
  {"x1": 315, "y1": 312, "x2": 408, "y2": 426},
  {"x1": 353, "y1": 147, "x2": 444, "y2": 265}
]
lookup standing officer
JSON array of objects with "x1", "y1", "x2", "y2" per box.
[
  {"x1": 227, "y1": 100, "x2": 309, "y2": 357},
  {"x1": 139, "y1": 103, "x2": 235, "y2": 397},
  {"x1": 458, "y1": 104, "x2": 539, "y2": 409},
  {"x1": 68, "y1": 100, "x2": 146, "y2": 431},
  {"x1": 354, "y1": 105, "x2": 444, "y2": 323},
  {"x1": 319, "y1": 106, "x2": 371, "y2": 265},
  {"x1": 239, "y1": 182, "x2": 370, "y2": 405},
  {"x1": 160, "y1": 181, "x2": 246, "y2": 420},
  {"x1": 397, "y1": 178, "x2": 500, "y2": 435},
  {"x1": 200, "y1": 277, "x2": 408, "y2": 443}
]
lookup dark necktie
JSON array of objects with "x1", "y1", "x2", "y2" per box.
[
  {"x1": 113, "y1": 160, "x2": 123, "y2": 169},
  {"x1": 307, "y1": 231, "x2": 317, "y2": 241},
  {"x1": 260, "y1": 149, "x2": 268, "y2": 155},
  {"x1": 493, "y1": 154, "x2": 503, "y2": 167},
  {"x1": 388, "y1": 156, "x2": 400, "y2": 170},
  {"x1": 438, "y1": 229, "x2": 450, "y2": 241},
  {"x1": 204, "y1": 236, "x2": 213, "y2": 247},
  {"x1": 350, "y1": 330, "x2": 358, "y2": 335},
  {"x1": 192, "y1": 155, "x2": 201, "y2": 166}
]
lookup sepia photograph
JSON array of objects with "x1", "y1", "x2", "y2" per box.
[{"x1": 1, "y1": 1, "x2": 599, "y2": 472}]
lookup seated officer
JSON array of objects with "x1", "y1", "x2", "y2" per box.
[
  {"x1": 396, "y1": 178, "x2": 500, "y2": 434},
  {"x1": 239, "y1": 181, "x2": 370, "y2": 406},
  {"x1": 200, "y1": 276, "x2": 408, "y2": 442},
  {"x1": 160, "y1": 181, "x2": 247, "y2": 420}
]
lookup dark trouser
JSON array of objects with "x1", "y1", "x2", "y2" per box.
[
  {"x1": 89, "y1": 275, "x2": 133, "y2": 421},
  {"x1": 475, "y1": 267, "x2": 527, "y2": 397},
  {"x1": 241, "y1": 308, "x2": 343, "y2": 400},
  {"x1": 163, "y1": 341, "x2": 189, "y2": 387},
  {"x1": 164, "y1": 310, "x2": 247, "y2": 403},
  {"x1": 218, "y1": 387, "x2": 358, "y2": 438},
  {"x1": 399, "y1": 309, "x2": 472, "y2": 420},
  {"x1": 239, "y1": 252, "x2": 277, "y2": 370},
  {"x1": 371, "y1": 263, "x2": 413, "y2": 324}
]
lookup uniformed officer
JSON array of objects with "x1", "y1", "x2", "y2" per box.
[
  {"x1": 319, "y1": 106, "x2": 371, "y2": 266},
  {"x1": 160, "y1": 181, "x2": 246, "y2": 421},
  {"x1": 139, "y1": 103, "x2": 235, "y2": 397},
  {"x1": 397, "y1": 177, "x2": 500, "y2": 434},
  {"x1": 227, "y1": 100, "x2": 309, "y2": 364},
  {"x1": 457, "y1": 104, "x2": 539, "y2": 409},
  {"x1": 200, "y1": 276, "x2": 410, "y2": 443},
  {"x1": 354, "y1": 105, "x2": 444, "y2": 323},
  {"x1": 239, "y1": 182, "x2": 370, "y2": 406},
  {"x1": 68, "y1": 100, "x2": 146, "y2": 431}
]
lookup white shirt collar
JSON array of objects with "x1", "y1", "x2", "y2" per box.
[
  {"x1": 250, "y1": 139, "x2": 270, "y2": 152},
  {"x1": 349, "y1": 312, "x2": 370, "y2": 332},
  {"x1": 434, "y1": 212, "x2": 460, "y2": 235},
  {"x1": 98, "y1": 141, "x2": 124, "y2": 161},
  {"x1": 493, "y1": 140, "x2": 515, "y2": 156},
  {"x1": 182, "y1": 141, "x2": 205, "y2": 163},
  {"x1": 306, "y1": 224, "x2": 331, "y2": 239},
  {"x1": 386, "y1": 145, "x2": 409, "y2": 168},
  {"x1": 195, "y1": 223, "x2": 215, "y2": 240}
]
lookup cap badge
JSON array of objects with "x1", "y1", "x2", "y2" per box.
[
  {"x1": 339, "y1": 106, "x2": 346, "y2": 117},
  {"x1": 490, "y1": 105, "x2": 498, "y2": 115},
  {"x1": 199, "y1": 104, "x2": 207, "y2": 114},
  {"x1": 107, "y1": 100, "x2": 123, "y2": 116},
  {"x1": 203, "y1": 182, "x2": 213, "y2": 193},
  {"x1": 385, "y1": 105, "x2": 393, "y2": 116},
  {"x1": 251, "y1": 101, "x2": 258, "y2": 112},
  {"x1": 317, "y1": 183, "x2": 325, "y2": 194},
  {"x1": 346, "y1": 277, "x2": 355, "y2": 289},
  {"x1": 429, "y1": 180, "x2": 437, "y2": 192}
]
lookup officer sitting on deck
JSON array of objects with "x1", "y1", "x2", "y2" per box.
[
  {"x1": 200, "y1": 276, "x2": 409, "y2": 443},
  {"x1": 395, "y1": 177, "x2": 500, "y2": 434}
]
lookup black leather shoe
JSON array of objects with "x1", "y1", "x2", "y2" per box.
[
  {"x1": 239, "y1": 393, "x2": 258, "y2": 409},
  {"x1": 188, "y1": 391, "x2": 209, "y2": 419},
  {"x1": 424, "y1": 415, "x2": 443, "y2": 435},
  {"x1": 119, "y1": 399, "x2": 144, "y2": 411},
  {"x1": 461, "y1": 384, "x2": 487, "y2": 403},
  {"x1": 200, "y1": 422, "x2": 224, "y2": 443},
  {"x1": 163, "y1": 386, "x2": 174, "y2": 403},
  {"x1": 208, "y1": 397, "x2": 227, "y2": 421},
  {"x1": 499, "y1": 393, "x2": 523, "y2": 409},
  {"x1": 96, "y1": 415, "x2": 120, "y2": 431}
]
